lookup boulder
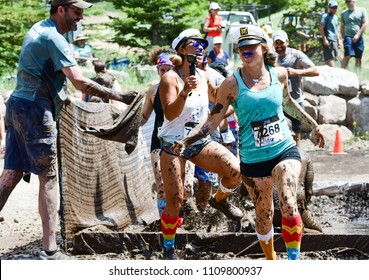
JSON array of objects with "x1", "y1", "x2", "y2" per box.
[{"x1": 304, "y1": 66, "x2": 359, "y2": 97}]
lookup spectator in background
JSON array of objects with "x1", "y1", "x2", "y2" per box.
[
  {"x1": 262, "y1": 24, "x2": 275, "y2": 39},
  {"x1": 340, "y1": 0, "x2": 368, "y2": 69},
  {"x1": 273, "y1": 30, "x2": 319, "y2": 147},
  {"x1": 203, "y1": 2, "x2": 222, "y2": 51},
  {"x1": 82, "y1": 60, "x2": 124, "y2": 110},
  {"x1": 319, "y1": 1, "x2": 342, "y2": 67},
  {"x1": 207, "y1": 36, "x2": 231, "y2": 72},
  {"x1": 72, "y1": 33, "x2": 95, "y2": 66},
  {"x1": 295, "y1": 17, "x2": 310, "y2": 52}
]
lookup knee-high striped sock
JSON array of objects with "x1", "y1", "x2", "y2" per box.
[
  {"x1": 282, "y1": 214, "x2": 303, "y2": 260},
  {"x1": 161, "y1": 212, "x2": 183, "y2": 251}
]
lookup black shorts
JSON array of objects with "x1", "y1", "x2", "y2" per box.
[{"x1": 240, "y1": 146, "x2": 301, "y2": 177}]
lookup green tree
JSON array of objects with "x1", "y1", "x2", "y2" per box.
[
  {"x1": 0, "y1": 0, "x2": 48, "y2": 77},
  {"x1": 109, "y1": 0, "x2": 207, "y2": 50}
]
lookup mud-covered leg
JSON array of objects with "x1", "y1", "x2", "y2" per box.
[
  {"x1": 242, "y1": 176, "x2": 276, "y2": 260},
  {"x1": 273, "y1": 159, "x2": 302, "y2": 260}
]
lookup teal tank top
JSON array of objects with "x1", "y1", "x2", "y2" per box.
[{"x1": 231, "y1": 65, "x2": 295, "y2": 164}]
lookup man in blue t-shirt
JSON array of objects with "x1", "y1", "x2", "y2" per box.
[
  {"x1": 0, "y1": 0, "x2": 137, "y2": 260},
  {"x1": 320, "y1": 1, "x2": 342, "y2": 67}
]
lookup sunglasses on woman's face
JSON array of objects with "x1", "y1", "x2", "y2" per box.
[{"x1": 187, "y1": 40, "x2": 207, "y2": 49}]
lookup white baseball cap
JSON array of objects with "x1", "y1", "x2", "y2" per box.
[
  {"x1": 171, "y1": 28, "x2": 208, "y2": 51},
  {"x1": 272, "y1": 30, "x2": 289, "y2": 42},
  {"x1": 329, "y1": 1, "x2": 338, "y2": 7},
  {"x1": 234, "y1": 25, "x2": 269, "y2": 48},
  {"x1": 213, "y1": 36, "x2": 223, "y2": 45},
  {"x1": 209, "y1": 2, "x2": 221, "y2": 11}
]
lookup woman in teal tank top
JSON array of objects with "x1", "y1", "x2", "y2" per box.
[{"x1": 171, "y1": 25, "x2": 325, "y2": 260}]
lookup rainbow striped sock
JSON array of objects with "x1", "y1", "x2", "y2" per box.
[
  {"x1": 282, "y1": 214, "x2": 302, "y2": 260},
  {"x1": 161, "y1": 212, "x2": 182, "y2": 251}
]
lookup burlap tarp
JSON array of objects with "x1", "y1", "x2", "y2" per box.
[{"x1": 57, "y1": 96, "x2": 158, "y2": 244}]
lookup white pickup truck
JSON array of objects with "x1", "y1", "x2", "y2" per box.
[
  {"x1": 217, "y1": 11, "x2": 258, "y2": 60},
  {"x1": 218, "y1": 11, "x2": 257, "y2": 27}
]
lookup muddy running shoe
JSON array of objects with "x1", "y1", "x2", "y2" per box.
[
  {"x1": 39, "y1": 250, "x2": 73, "y2": 260},
  {"x1": 209, "y1": 196, "x2": 244, "y2": 221},
  {"x1": 301, "y1": 209, "x2": 323, "y2": 233},
  {"x1": 0, "y1": 212, "x2": 4, "y2": 222},
  {"x1": 163, "y1": 248, "x2": 177, "y2": 260}
]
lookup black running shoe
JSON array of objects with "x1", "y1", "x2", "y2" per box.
[{"x1": 163, "y1": 248, "x2": 177, "y2": 260}]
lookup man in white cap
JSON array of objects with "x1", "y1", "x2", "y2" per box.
[
  {"x1": 0, "y1": 0, "x2": 137, "y2": 260},
  {"x1": 319, "y1": 0, "x2": 342, "y2": 67},
  {"x1": 273, "y1": 30, "x2": 319, "y2": 147},
  {"x1": 203, "y1": 2, "x2": 223, "y2": 51}
]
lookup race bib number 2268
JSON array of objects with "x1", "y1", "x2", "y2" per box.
[{"x1": 251, "y1": 115, "x2": 284, "y2": 147}]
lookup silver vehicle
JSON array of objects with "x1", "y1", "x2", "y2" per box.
[{"x1": 218, "y1": 11, "x2": 257, "y2": 60}]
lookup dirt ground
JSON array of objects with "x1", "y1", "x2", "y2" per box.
[{"x1": 1, "y1": 138, "x2": 369, "y2": 260}]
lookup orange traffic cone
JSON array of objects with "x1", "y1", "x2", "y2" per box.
[{"x1": 330, "y1": 130, "x2": 347, "y2": 155}]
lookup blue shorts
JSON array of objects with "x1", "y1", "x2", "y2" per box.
[
  {"x1": 194, "y1": 166, "x2": 212, "y2": 183},
  {"x1": 240, "y1": 146, "x2": 301, "y2": 177},
  {"x1": 160, "y1": 138, "x2": 211, "y2": 159},
  {"x1": 4, "y1": 96, "x2": 58, "y2": 176},
  {"x1": 344, "y1": 36, "x2": 364, "y2": 59}
]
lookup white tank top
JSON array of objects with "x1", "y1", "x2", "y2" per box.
[{"x1": 158, "y1": 69, "x2": 210, "y2": 145}]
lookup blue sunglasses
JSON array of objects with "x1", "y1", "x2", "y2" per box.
[{"x1": 187, "y1": 40, "x2": 207, "y2": 49}]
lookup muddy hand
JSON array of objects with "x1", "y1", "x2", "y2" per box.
[
  {"x1": 119, "y1": 90, "x2": 139, "y2": 105},
  {"x1": 313, "y1": 126, "x2": 325, "y2": 148},
  {"x1": 171, "y1": 141, "x2": 186, "y2": 156}
]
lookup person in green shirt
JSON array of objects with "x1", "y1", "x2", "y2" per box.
[{"x1": 340, "y1": 0, "x2": 368, "y2": 68}]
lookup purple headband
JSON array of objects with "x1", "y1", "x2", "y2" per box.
[{"x1": 156, "y1": 53, "x2": 173, "y2": 68}]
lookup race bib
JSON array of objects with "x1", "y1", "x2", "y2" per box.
[
  {"x1": 184, "y1": 121, "x2": 198, "y2": 137},
  {"x1": 251, "y1": 115, "x2": 284, "y2": 147}
]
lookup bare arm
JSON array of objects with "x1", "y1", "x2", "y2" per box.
[
  {"x1": 286, "y1": 65, "x2": 319, "y2": 77},
  {"x1": 206, "y1": 71, "x2": 218, "y2": 103},
  {"x1": 141, "y1": 83, "x2": 157, "y2": 125},
  {"x1": 276, "y1": 67, "x2": 325, "y2": 148},
  {"x1": 358, "y1": 16, "x2": 368, "y2": 37},
  {"x1": 160, "y1": 70, "x2": 197, "y2": 121},
  {"x1": 62, "y1": 65, "x2": 137, "y2": 104},
  {"x1": 319, "y1": 23, "x2": 329, "y2": 46}
]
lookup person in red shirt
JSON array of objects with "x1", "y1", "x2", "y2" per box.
[{"x1": 203, "y1": 2, "x2": 223, "y2": 51}]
